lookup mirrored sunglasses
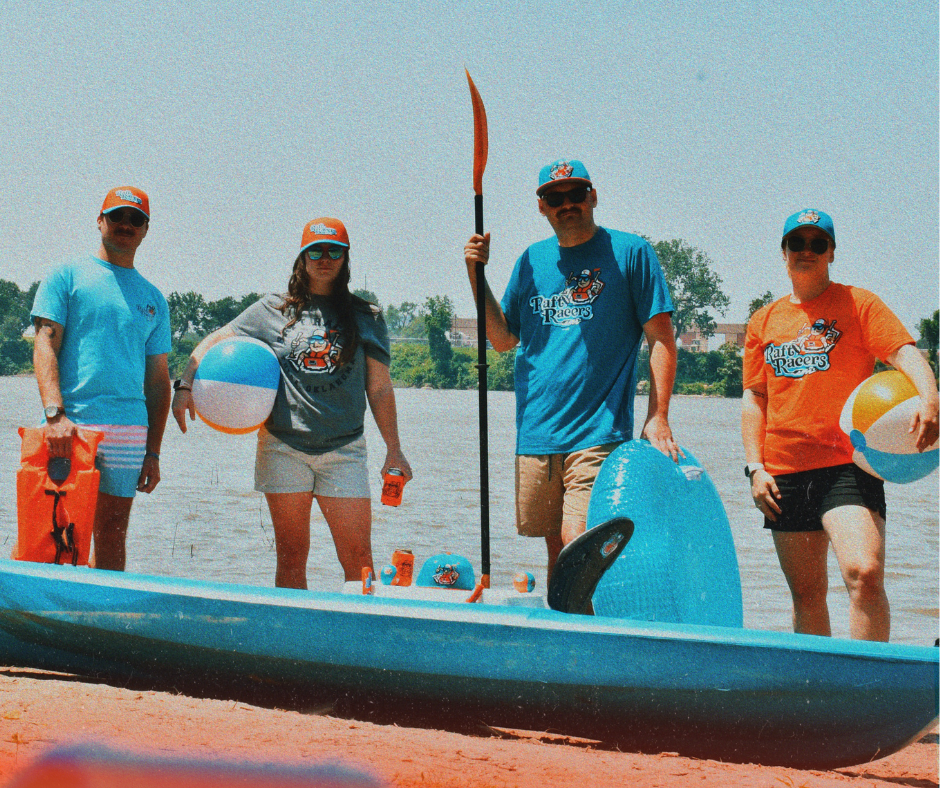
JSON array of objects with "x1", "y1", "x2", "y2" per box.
[{"x1": 307, "y1": 247, "x2": 345, "y2": 260}]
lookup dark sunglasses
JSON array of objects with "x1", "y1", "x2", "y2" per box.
[
  {"x1": 106, "y1": 209, "x2": 147, "y2": 227},
  {"x1": 542, "y1": 186, "x2": 591, "y2": 208},
  {"x1": 787, "y1": 236, "x2": 829, "y2": 255},
  {"x1": 307, "y1": 246, "x2": 345, "y2": 260}
]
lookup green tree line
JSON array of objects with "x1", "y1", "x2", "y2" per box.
[{"x1": 1, "y1": 248, "x2": 936, "y2": 394}]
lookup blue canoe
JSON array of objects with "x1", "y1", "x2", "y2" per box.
[{"x1": 0, "y1": 558, "x2": 935, "y2": 769}]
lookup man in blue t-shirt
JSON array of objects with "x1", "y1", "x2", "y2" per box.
[
  {"x1": 31, "y1": 186, "x2": 172, "y2": 571},
  {"x1": 464, "y1": 159, "x2": 680, "y2": 579}
]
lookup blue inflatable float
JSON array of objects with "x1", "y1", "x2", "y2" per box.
[{"x1": 587, "y1": 440, "x2": 743, "y2": 627}]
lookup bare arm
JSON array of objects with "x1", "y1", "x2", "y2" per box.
[
  {"x1": 137, "y1": 353, "x2": 171, "y2": 493},
  {"x1": 365, "y1": 355, "x2": 412, "y2": 481},
  {"x1": 464, "y1": 233, "x2": 519, "y2": 352},
  {"x1": 171, "y1": 325, "x2": 237, "y2": 433},
  {"x1": 641, "y1": 312, "x2": 681, "y2": 462},
  {"x1": 741, "y1": 385, "x2": 781, "y2": 520},
  {"x1": 886, "y1": 343, "x2": 939, "y2": 451},
  {"x1": 33, "y1": 317, "x2": 77, "y2": 457}
]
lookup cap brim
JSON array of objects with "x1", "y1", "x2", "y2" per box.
[
  {"x1": 781, "y1": 227, "x2": 836, "y2": 245},
  {"x1": 536, "y1": 178, "x2": 593, "y2": 197},
  {"x1": 299, "y1": 241, "x2": 350, "y2": 255},
  {"x1": 103, "y1": 206, "x2": 149, "y2": 220}
]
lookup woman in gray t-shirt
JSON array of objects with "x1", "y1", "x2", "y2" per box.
[{"x1": 172, "y1": 217, "x2": 412, "y2": 588}]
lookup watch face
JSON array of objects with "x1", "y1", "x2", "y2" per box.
[{"x1": 44, "y1": 406, "x2": 60, "y2": 419}]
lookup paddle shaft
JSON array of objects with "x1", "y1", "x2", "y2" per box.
[{"x1": 474, "y1": 193, "x2": 491, "y2": 580}]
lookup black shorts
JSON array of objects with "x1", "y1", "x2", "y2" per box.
[{"x1": 764, "y1": 464, "x2": 886, "y2": 533}]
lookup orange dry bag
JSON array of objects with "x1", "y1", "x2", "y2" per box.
[{"x1": 15, "y1": 427, "x2": 103, "y2": 566}]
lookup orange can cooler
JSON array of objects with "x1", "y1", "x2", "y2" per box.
[
  {"x1": 391, "y1": 549, "x2": 414, "y2": 587},
  {"x1": 381, "y1": 468, "x2": 406, "y2": 506}
]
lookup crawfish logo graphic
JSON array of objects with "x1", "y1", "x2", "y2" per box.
[
  {"x1": 432, "y1": 563, "x2": 463, "y2": 587},
  {"x1": 549, "y1": 161, "x2": 574, "y2": 181},
  {"x1": 287, "y1": 325, "x2": 343, "y2": 374},
  {"x1": 565, "y1": 268, "x2": 605, "y2": 304}
]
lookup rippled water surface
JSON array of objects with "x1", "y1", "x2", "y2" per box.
[{"x1": 1, "y1": 376, "x2": 936, "y2": 645}]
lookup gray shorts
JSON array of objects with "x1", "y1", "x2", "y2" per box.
[{"x1": 255, "y1": 428, "x2": 371, "y2": 498}]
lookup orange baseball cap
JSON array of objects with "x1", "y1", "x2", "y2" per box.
[
  {"x1": 100, "y1": 186, "x2": 150, "y2": 220},
  {"x1": 300, "y1": 217, "x2": 349, "y2": 255}
]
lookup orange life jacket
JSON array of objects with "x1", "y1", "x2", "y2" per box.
[{"x1": 16, "y1": 427, "x2": 103, "y2": 566}]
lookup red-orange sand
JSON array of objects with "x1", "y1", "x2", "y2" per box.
[{"x1": 0, "y1": 670, "x2": 935, "y2": 787}]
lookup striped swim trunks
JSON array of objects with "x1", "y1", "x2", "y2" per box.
[{"x1": 83, "y1": 424, "x2": 148, "y2": 498}]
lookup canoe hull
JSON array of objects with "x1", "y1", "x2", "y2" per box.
[{"x1": 0, "y1": 559, "x2": 935, "y2": 768}]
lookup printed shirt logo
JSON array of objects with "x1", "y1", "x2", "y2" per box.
[
  {"x1": 764, "y1": 318, "x2": 842, "y2": 378},
  {"x1": 136, "y1": 303, "x2": 156, "y2": 318},
  {"x1": 285, "y1": 316, "x2": 343, "y2": 375},
  {"x1": 550, "y1": 161, "x2": 574, "y2": 181},
  {"x1": 529, "y1": 268, "x2": 605, "y2": 327},
  {"x1": 308, "y1": 223, "x2": 337, "y2": 236},
  {"x1": 797, "y1": 210, "x2": 820, "y2": 226},
  {"x1": 115, "y1": 189, "x2": 142, "y2": 205}
]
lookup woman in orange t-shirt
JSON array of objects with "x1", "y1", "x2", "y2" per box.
[{"x1": 741, "y1": 209, "x2": 938, "y2": 642}]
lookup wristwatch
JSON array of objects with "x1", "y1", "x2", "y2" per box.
[
  {"x1": 43, "y1": 405, "x2": 64, "y2": 420},
  {"x1": 173, "y1": 379, "x2": 192, "y2": 391},
  {"x1": 744, "y1": 463, "x2": 765, "y2": 478}
]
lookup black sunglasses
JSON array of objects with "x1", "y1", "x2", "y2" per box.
[
  {"x1": 307, "y1": 247, "x2": 345, "y2": 260},
  {"x1": 106, "y1": 209, "x2": 147, "y2": 228},
  {"x1": 787, "y1": 236, "x2": 829, "y2": 255},
  {"x1": 542, "y1": 186, "x2": 591, "y2": 208}
]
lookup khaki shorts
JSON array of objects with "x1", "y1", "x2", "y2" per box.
[
  {"x1": 255, "y1": 428, "x2": 371, "y2": 498},
  {"x1": 515, "y1": 442, "x2": 621, "y2": 538}
]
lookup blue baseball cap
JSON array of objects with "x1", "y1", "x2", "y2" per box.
[
  {"x1": 415, "y1": 553, "x2": 476, "y2": 591},
  {"x1": 781, "y1": 209, "x2": 836, "y2": 248},
  {"x1": 536, "y1": 159, "x2": 592, "y2": 196}
]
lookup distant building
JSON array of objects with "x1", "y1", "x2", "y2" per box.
[
  {"x1": 450, "y1": 317, "x2": 749, "y2": 353},
  {"x1": 451, "y1": 317, "x2": 479, "y2": 347},
  {"x1": 678, "y1": 323, "x2": 747, "y2": 353}
]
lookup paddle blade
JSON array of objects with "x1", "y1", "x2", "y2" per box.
[
  {"x1": 466, "y1": 69, "x2": 488, "y2": 196},
  {"x1": 547, "y1": 517, "x2": 634, "y2": 615}
]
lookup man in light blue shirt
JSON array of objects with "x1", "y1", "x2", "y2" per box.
[
  {"x1": 464, "y1": 160, "x2": 680, "y2": 579},
  {"x1": 32, "y1": 186, "x2": 171, "y2": 570}
]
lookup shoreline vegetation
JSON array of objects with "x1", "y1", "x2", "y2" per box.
[{"x1": 1, "y1": 278, "x2": 936, "y2": 394}]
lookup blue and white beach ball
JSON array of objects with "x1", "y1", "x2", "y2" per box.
[
  {"x1": 839, "y1": 370, "x2": 938, "y2": 484},
  {"x1": 192, "y1": 337, "x2": 281, "y2": 435}
]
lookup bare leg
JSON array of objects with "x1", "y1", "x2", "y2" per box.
[
  {"x1": 556, "y1": 520, "x2": 594, "y2": 615},
  {"x1": 316, "y1": 496, "x2": 373, "y2": 583},
  {"x1": 264, "y1": 491, "x2": 314, "y2": 589},
  {"x1": 772, "y1": 530, "x2": 832, "y2": 636},
  {"x1": 545, "y1": 532, "x2": 564, "y2": 582},
  {"x1": 92, "y1": 492, "x2": 134, "y2": 571},
  {"x1": 823, "y1": 505, "x2": 889, "y2": 642}
]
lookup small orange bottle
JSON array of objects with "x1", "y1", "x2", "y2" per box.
[{"x1": 381, "y1": 468, "x2": 406, "y2": 506}]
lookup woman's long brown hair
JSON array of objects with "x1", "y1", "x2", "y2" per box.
[{"x1": 279, "y1": 251, "x2": 374, "y2": 367}]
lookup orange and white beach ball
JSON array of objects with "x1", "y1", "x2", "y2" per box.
[{"x1": 839, "y1": 370, "x2": 938, "y2": 483}]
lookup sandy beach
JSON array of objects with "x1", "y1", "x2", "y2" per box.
[{"x1": 0, "y1": 669, "x2": 935, "y2": 788}]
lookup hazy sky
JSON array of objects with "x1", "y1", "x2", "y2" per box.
[{"x1": 2, "y1": 0, "x2": 936, "y2": 333}]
